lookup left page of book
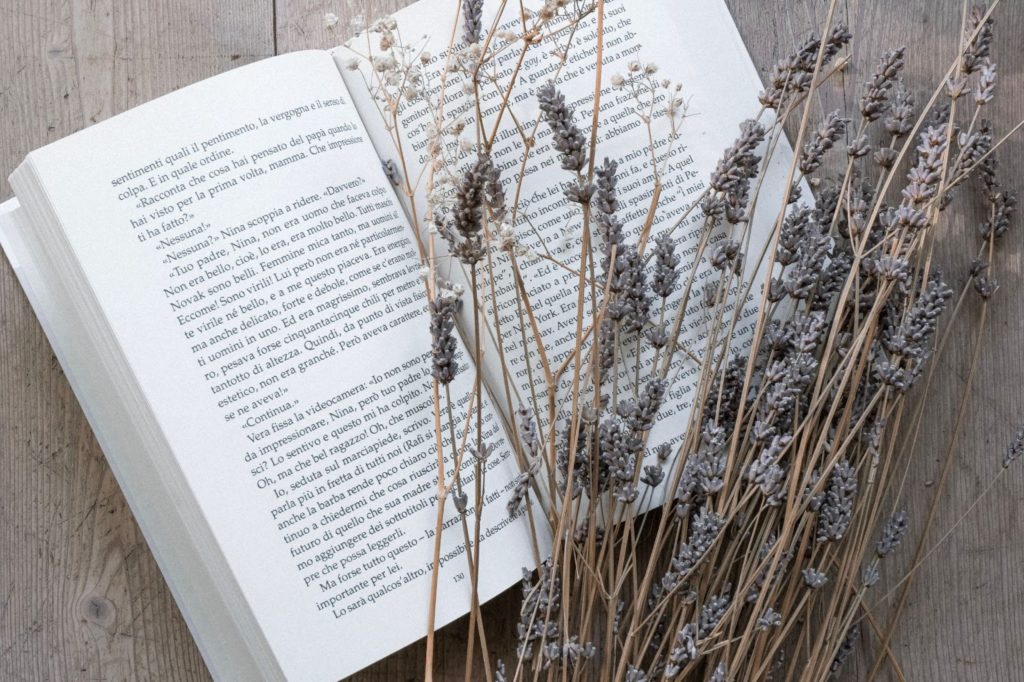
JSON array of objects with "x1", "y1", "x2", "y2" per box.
[{"x1": 8, "y1": 50, "x2": 535, "y2": 681}]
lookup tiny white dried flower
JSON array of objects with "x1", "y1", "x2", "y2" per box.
[
  {"x1": 344, "y1": 57, "x2": 360, "y2": 71},
  {"x1": 498, "y1": 222, "x2": 516, "y2": 250},
  {"x1": 645, "y1": 63, "x2": 659, "y2": 75},
  {"x1": 628, "y1": 60, "x2": 641, "y2": 72},
  {"x1": 418, "y1": 266, "x2": 431, "y2": 281},
  {"x1": 324, "y1": 12, "x2": 339, "y2": 28},
  {"x1": 611, "y1": 74, "x2": 626, "y2": 88}
]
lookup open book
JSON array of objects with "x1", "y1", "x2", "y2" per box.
[{"x1": 0, "y1": 0, "x2": 796, "y2": 679}]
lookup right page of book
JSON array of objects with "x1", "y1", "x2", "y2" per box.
[{"x1": 337, "y1": 0, "x2": 799, "y2": 504}]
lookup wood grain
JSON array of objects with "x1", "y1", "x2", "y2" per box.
[{"x1": 1, "y1": 1, "x2": 1021, "y2": 680}]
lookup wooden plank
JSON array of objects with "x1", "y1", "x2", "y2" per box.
[{"x1": 0, "y1": 1, "x2": 273, "y2": 680}]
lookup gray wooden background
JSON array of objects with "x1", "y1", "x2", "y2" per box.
[{"x1": 1, "y1": 0, "x2": 1021, "y2": 680}]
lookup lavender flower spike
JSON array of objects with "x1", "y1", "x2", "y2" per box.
[
  {"x1": 538, "y1": 82, "x2": 588, "y2": 173},
  {"x1": 429, "y1": 294, "x2": 459, "y2": 384},
  {"x1": 462, "y1": 0, "x2": 483, "y2": 44}
]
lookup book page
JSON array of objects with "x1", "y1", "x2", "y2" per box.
[
  {"x1": 336, "y1": 0, "x2": 797, "y2": 503},
  {"x1": 14, "y1": 50, "x2": 534, "y2": 681}
]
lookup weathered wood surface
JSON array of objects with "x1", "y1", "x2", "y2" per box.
[{"x1": 1, "y1": 0, "x2": 1021, "y2": 680}]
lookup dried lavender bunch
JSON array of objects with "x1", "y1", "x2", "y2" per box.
[{"x1": 348, "y1": 2, "x2": 1024, "y2": 680}]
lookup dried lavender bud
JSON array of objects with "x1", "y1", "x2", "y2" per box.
[
  {"x1": 651, "y1": 232, "x2": 680, "y2": 298},
  {"x1": 863, "y1": 562, "x2": 880, "y2": 587},
  {"x1": 746, "y1": 534, "x2": 792, "y2": 603},
  {"x1": 381, "y1": 158, "x2": 401, "y2": 186},
  {"x1": 699, "y1": 589, "x2": 731, "y2": 637},
  {"x1": 593, "y1": 157, "x2": 619, "y2": 214},
  {"x1": 882, "y1": 271, "x2": 953, "y2": 359},
  {"x1": 776, "y1": 206, "x2": 813, "y2": 266},
  {"x1": 830, "y1": 625, "x2": 860, "y2": 675},
  {"x1": 517, "y1": 561, "x2": 561, "y2": 660},
  {"x1": 710, "y1": 120, "x2": 766, "y2": 197},
  {"x1": 564, "y1": 178, "x2": 595, "y2": 204},
  {"x1": 884, "y1": 85, "x2": 915, "y2": 138},
  {"x1": 628, "y1": 379, "x2": 666, "y2": 432},
  {"x1": 1003, "y1": 428, "x2": 1024, "y2": 468},
  {"x1": 782, "y1": 227, "x2": 832, "y2": 300},
  {"x1": 800, "y1": 110, "x2": 847, "y2": 174},
  {"x1": 461, "y1": 0, "x2": 483, "y2": 43},
  {"x1": 665, "y1": 623, "x2": 698, "y2": 674},
  {"x1": 759, "y1": 25, "x2": 851, "y2": 110},
  {"x1": 429, "y1": 295, "x2": 459, "y2": 384},
  {"x1": 709, "y1": 663, "x2": 728, "y2": 682},
  {"x1": 507, "y1": 468, "x2": 533, "y2": 516},
  {"x1": 975, "y1": 59, "x2": 998, "y2": 104},
  {"x1": 876, "y1": 510, "x2": 908, "y2": 557},
  {"x1": 494, "y1": 659, "x2": 507, "y2": 682},
  {"x1": 655, "y1": 443, "x2": 672, "y2": 463},
  {"x1": 847, "y1": 134, "x2": 870, "y2": 158},
  {"x1": 478, "y1": 152, "x2": 507, "y2": 219},
  {"x1": 641, "y1": 464, "x2": 664, "y2": 488},
  {"x1": 979, "y1": 189, "x2": 1017, "y2": 239},
  {"x1": 902, "y1": 126, "x2": 948, "y2": 204},
  {"x1": 962, "y1": 5, "x2": 995, "y2": 75},
  {"x1": 757, "y1": 607, "x2": 783, "y2": 630},
  {"x1": 952, "y1": 122, "x2": 994, "y2": 185},
  {"x1": 612, "y1": 245, "x2": 652, "y2": 333},
  {"x1": 677, "y1": 423, "x2": 727, "y2": 509},
  {"x1": 593, "y1": 158, "x2": 625, "y2": 272},
  {"x1": 538, "y1": 83, "x2": 587, "y2": 172},
  {"x1": 802, "y1": 567, "x2": 828, "y2": 589},
  {"x1": 644, "y1": 322, "x2": 670, "y2": 350},
  {"x1": 441, "y1": 155, "x2": 492, "y2": 264},
  {"x1": 517, "y1": 405, "x2": 542, "y2": 459},
  {"x1": 598, "y1": 317, "x2": 617, "y2": 376},
  {"x1": 973, "y1": 274, "x2": 999, "y2": 300},
  {"x1": 624, "y1": 666, "x2": 651, "y2": 682},
  {"x1": 452, "y1": 491, "x2": 468, "y2": 513},
  {"x1": 470, "y1": 442, "x2": 495, "y2": 464},
  {"x1": 669, "y1": 505, "x2": 724, "y2": 578},
  {"x1": 710, "y1": 239, "x2": 741, "y2": 272},
  {"x1": 816, "y1": 459, "x2": 857, "y2": 542},
  {"x1": 860, "y1": 48, "x2": 906, "y2": 121},
  {"x1": 747, "y1": 435, "x2": 792, "y2": 507},
  {"x1": 874, "y1": 146, "x2": 898, "y2": 169}
]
